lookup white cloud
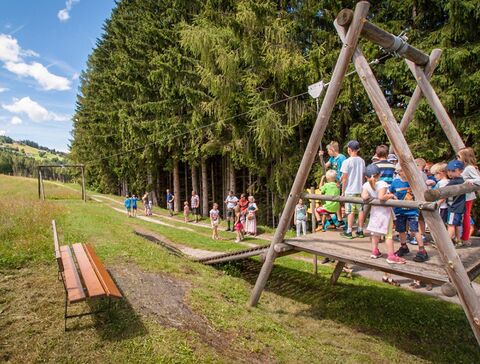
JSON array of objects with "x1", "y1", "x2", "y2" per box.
[
  {"x1": 0, "y1": 34, "x2": 21, "y2": 62},
  {"x1": 0, "y1": 87, "x2": 8, "y2": 93},
  {"x1": 10, "y1": 116, "x2": 22, "y2": 125},
  {"x1": 0, "y1": 129, "x2": 6, "y2": 136},
  {"x1": 2, "y1": 97, "x2": 70, "y2": 122},
  {"x1": 4, "y1": 61, "x2": 71, "y2": 91},
  {"x1": 58, "y1": 0, "x2": 80, "y2": 22},
  {"x1": 72, "y1": 72, "x2": 80, "y2": 80}
]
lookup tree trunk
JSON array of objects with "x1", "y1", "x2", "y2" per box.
[
  {"x1": 229, "y1": 158, "x2": 236, "y2": 194},
  {"x1": 173, "y1": 159, "x2": 180, "y2": 212},
  {"x1": 184, "y1": 161, "x2": 189, "y2": 202},
  {"x1": 191, "y1": 164, "x2": 198, "y2": 195},
  {"x1": 211, "y1": 161, "x2": 216, "y2": 207},
  {"x1": 201, "y1": 158, "x2": 208, "y2": 216}
]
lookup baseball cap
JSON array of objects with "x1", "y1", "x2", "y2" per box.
[
  {"x1": 447, "y1": 160, "x2": 465, "y2": 171},
  {"x1": 365, "y1": 163, "x2": 380, "y2": 177},
  {"x1": 347, "y1": 140, "x2": 360, "y2": 151},
  {"x1": 387, "y1": 153, "x2": 398, "y2": 163}
]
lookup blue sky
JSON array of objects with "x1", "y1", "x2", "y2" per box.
[{"x1": 0, "y1": 0, "x2": 116, "y2": 152}]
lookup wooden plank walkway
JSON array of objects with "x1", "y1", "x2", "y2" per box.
[{"x1": 285, "y1": 231, "x2": 480, "y2": 285}]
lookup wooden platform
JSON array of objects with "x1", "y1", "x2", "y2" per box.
[{"x1": 284, "y1": 232, "x2": 480, "y2": 285}]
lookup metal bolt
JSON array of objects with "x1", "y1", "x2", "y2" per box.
[
  {"x1": 448, "y1": 260, "x2": 454, "y2": 269},
  {"x1": 474, "y1": 317, "x2": 480, "y2": 326}
]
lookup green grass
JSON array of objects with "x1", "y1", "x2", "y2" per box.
[{"x1": 1, "y1": 174, "x2": 479, "y2": 363}]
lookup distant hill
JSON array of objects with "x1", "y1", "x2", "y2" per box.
[{"x1": 0, "y1": 135, "x2": 67, "y2": 163}]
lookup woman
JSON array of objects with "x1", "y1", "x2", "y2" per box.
[{"x1": 245, "y1": 196, "x2": 258, "y2": 236}]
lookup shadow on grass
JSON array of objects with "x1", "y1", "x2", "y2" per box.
[{"x1": 216, "y1": 259, "x2": 480, "y2": 363}]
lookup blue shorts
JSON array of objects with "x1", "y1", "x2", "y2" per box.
[
  {"x1": 447, "y1": 212, "x2": 463, "y2": 227},
  {"x1": 395, "y1": 215, "x2": 419, "y2": 233},
  {"x1": 440, "y1": 208, "x2": 448, "y2": 223}
]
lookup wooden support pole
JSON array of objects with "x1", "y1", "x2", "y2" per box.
[
  {"x1": 330, "y1": 261, "x2": 346, "y2": 285},
  {"x1": 389, "y1": 49, "x2": 442, "y2": 153},
  {"x1": 302, "y1": 193, "x2": 438, "y2": 211},
  {"x1": 406, "y1": 60, "x2": 466, "y2": 152},
  {"x1": 81, "y1": 166, "x2": 87, "y2": 202},
  {"x1": 313, "y1": 255, "x2": 318, "y2": 276},
  {"x1": 337, "y1": 9, "x2": 429, "y2": 66},
  {"x1": 310, "y1": 187, "x2": 316, "y2": 232},
  {"x1": 424, "y1": 182, "x2": 480, "y2": 202},
  {"x1": 37, "y1": 168, "x2": 41, "y2": 199},
  {"x1": 39, "y1": 169, "x2": 45, "y2": 201},
  {"x1": 336, "y1": 23, "x2": 480, "y2": 345},
  {"x1": 248, "y1": 1, "x2": 371, "y2": 307}
]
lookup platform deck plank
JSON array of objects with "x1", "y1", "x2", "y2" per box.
[{"x1": 284, "y1": 232, "x2": 480, "y2": 284}]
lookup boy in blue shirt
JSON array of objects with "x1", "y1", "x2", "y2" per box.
[
  {"x1": 390, "y1": 165, "x2": 429, "y2": 262},
  {"x1": 166, "y1": 189, "x2": 175, "y2": 216},
  {"x1": 124, "y1": 194, "x2": 132, "y2": 217},
  {"x1": 446, "y1": 160, "x2": 466, "y2": 247}
]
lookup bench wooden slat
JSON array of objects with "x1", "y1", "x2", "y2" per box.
[
  {"x1": 60, "y1": 245, "x2": 86, "y2": 303},
  {"x1": 83, "y1": 244, "x2": 122, "y2": 298},
  {"x1": 72, "y1": 243, "x2": 105, "y2": 298},
  {"x1": 52, "y1": 220, "x2": 63, "y2": 272}
]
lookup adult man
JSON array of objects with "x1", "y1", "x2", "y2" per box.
[
  {"x1": 224, "y1": 190, "x2": 238, "y2": 231},
  {"x1": 166, "y1": 189, "x2": 175, "y2": 216},
  {"x1": 191, "y1": 190, "x2": 200, "y2": 223}
]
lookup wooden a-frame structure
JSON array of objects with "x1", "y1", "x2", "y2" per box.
[
  {"x1": 248, "y1": 1, "x2": 480, "y2": 345},
  {"x1": 38, "y1": 164, "x2": 87, "y2": 202}
]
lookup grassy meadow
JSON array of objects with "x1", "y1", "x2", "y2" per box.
[{"x1": 0, "y1": 175, "x2": 479, "y2": 363}]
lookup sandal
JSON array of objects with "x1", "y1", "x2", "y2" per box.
[
  {"x1": 463, "y1": 240, "x2": 472, "y2": 247},
  {"x1": 382, "y1": 276, "x2": 399, "y2": 286},
  {"x1": 409, "y1": 280, "x2": 425, "y2": 289}
]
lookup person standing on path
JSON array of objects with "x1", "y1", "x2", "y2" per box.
[
  {"x1": 166, "y1": 189, "x2": 175, "y2": 216},
  {"x1": 131, "y1": 194, "x2": 138, "y2": 217},
  {"x1": 124, "y1": 194, "x2": 132, "y2": 217},
  {"x1": 142, "y1": 192, "x2": 150, "y2": 216},
  {"x1": 224, "y1": 191, "x2": 239, "y2": 231},
  {"x1": 245, "y1": 196, "x2": 258, "y2": 236},
  {"x1": 191, "y1": 190, "x2": 200, "y2": 223}
]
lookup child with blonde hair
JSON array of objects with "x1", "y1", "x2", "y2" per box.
[
  {"x1": 234, "y1": 205, "x2": 244, "y2": 242},
  {"x1": 430, "y1": 162, "x2": 449, "y2": 222},
  {"x1": 183, "y1": 201, "x2": 190, "y2": 223},
  {"x1": 457, "y1": 147, "x2": 480, "y2": 246},
  {"x1": 315, "y1": 169, "x2": 340, "y2": 231},
  {"x1": 209, "y1": 203, "x2": 220, "y2": 240},
  {"x1": 362, "y1": 164, "x2": 405, "y2": 264}
]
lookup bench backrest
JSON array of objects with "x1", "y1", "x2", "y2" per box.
[{"x1": 52, "y1": 220, "x2": 63, "y2": 272}]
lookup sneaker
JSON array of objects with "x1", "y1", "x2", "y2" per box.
[
  {"x1": 453, "y1": 239, "x2": 463, "y2": 248},
  {"x1": 413, "y1": 250, "x2": 429, "y2": 263},
  {"x1": 408, "y1": 237, "x2": 418, "y2": 245},
  {"x1": 321, "y1": 257, "x2": 330, "y2": 264},
  {"x1": 315, "y1": 226, "x2": 323, "y2": 232},
  {"x1": 386, "y1": 255, "x2": 406, "y2": 264},
  {"x1": 370, "y1": 249, "x2": 382, "y2": 259},
  {"x1": 356, "y1": 230, "x2": 365, "y2": 238},
  {"x1": 395, "y1": 245, "x2": 410, "y2": 257},
  {"x1": 341, "y1": 231, "x2": 354, "y2": 239}
]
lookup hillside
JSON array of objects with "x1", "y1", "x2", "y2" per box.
[{"x1": 0, "y1": 135, "x2": 66, "y2": 163}]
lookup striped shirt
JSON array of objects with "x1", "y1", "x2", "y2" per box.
[
  {"x1": 374, "y1": 159, "x2": 395, "y2": 185},
  {"x1": 191, "y1": 194, "x2": 200, "y2": 208}
]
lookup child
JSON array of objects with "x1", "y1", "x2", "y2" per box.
[
  {"x1": 457, "y1": 147, "x2": 480, "y2": 246},
  {"x1": 373, "y1": 145, "x2": 395, "y2": 185},
  {"x1": 131, "y1": 194, "x2": 138, "y2": 217},
  {"x1": 209, "y1": 203, "x2": 220, "y2": 240},
  {"x1": 245, "y1": 196, "x2": 258, "y2": 236},
  {"x1": 430, "y1": 162, "x2": 449, "y2": 223},
  {"x1": 340, "y1": 140, "x2": 365, "y2": 239},
  {"x1": 446, "y1": 160, "x2": 466, "y2": 247},
  {"x1": 362, "y1": 164, "x2": 406, "y2": 263},
  {"x1": 124, "y1": 194, "x2": 131, "y2": 217},
  {"x1": 320, "y1": 141, "x2": 347, "y2": 182},
  {"x1": 142, "y1": 192, "x2": 149, "y2": 216},
  {"x1": 166, "y1": 189, "x2": 174, "y2": 216},
  {"x1": 234, "y1": 205, "x2": 244, "y2": 242},
  {"x1": 294, "y1": 198, "x2": 307, "y2": 237},
  {"x1": 390, "y1": 165, "x2": 429, "y2": 262},
  {"x1": 315, "y1": 170, "x2": 340, "y2": 231},
  {"x1": 191, "y1": 190, "x2": 200, "y2": 223},
  {"x1": 183, "y1": 201, "x2": 190, "y2": 223},
  {"x1": 148, "y1": 199, "x2": 153, "y2": 216}
]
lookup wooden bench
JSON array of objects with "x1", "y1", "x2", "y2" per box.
[{"x1": 52, "y1": 220, "x2": 122, "y2": 330}]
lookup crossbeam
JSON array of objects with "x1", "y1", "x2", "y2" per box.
[
  {"x1": 302, "y1": 193, "x2": 437, "y2": 210},
  {"x1": 424, "y1": 183, "x2": 480, "y2": 202}
]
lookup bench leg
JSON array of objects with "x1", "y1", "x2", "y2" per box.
[
  {"x1": 330, "y1": 261, "x2": 346, "y2": 285},
  {"x1": 64, "y1": 292, "x2": 68, "y2": 331}
]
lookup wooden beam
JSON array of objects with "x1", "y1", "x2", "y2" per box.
[
  {"x1": 248, "y1": 1, "x2": 371, "y2": 307},
  {"x1": 424, "y1": 183, "x2": 480, "y2": 202},
  {"x1": 336, "y1": 22, "x2": 480, "y2": 344},
  {"x1": 337, "y1": 9, "x2": 429, "y2": 66},
  {"x1": 302, "y1": 193, "x2": 438, "y2": 211},
  {"x1": 330, "y1": 261, "x2": 346, "y2": 285},
  {"x1": 406, "y1": 60, "x2": 465, "y2": 152},
  {"x1": 389, "y1": 49, "x2": 442, "y2": 153}
]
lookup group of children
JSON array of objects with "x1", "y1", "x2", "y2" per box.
[
  {"x1": 124, "y1": 194, "x2": 140, "y2": 217},
  {"x1": 295, "y1": 141, "x2": 480, "y2": 267}
]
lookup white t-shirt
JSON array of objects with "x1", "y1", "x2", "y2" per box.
[
  {"x1": 462, "y1": 165, "x2": 480, "y2": 201},
  {"x1": 225, "y1": 195, "x2": 239, "y2": 209},
  {"x1": 435, "y1": 179, "x2": 449, "y2": 209},
  {"x1": 341, "y1": 156, "x2": 365, "y2": 194},
  {"x1": 363, "y1": 180, "x2": 393, "y2": 235}
]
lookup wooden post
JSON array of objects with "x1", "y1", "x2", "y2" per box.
[
  {"x1": 336, "y1": 23, "x2": 480, "y2": 344},
  {"x1": 37, "y1": 167, "x2": 41, "y2": 199},
  {"x1": 313, "y1": 255, "x2": 318, "y2": 276},
  {"x1": 39, "y1": 169, "x2": 45, "y2": 200},
  {"x1": 310, "y1": 187, "x2": 316, "y2": 232},
  {"x1": 81, "y1": 166, "x2": 86, "y2": 202},
  {"x1": 389, "y1": 49, "x2": 442, "y2": 153},
  {"x1": 330, "y1": 261, "x2": 346, "y2": 285},
  {"x1": 406, "y1": 60, "x2": 465, "y2": 152},
  {"x1": 248, "y1": 1, "x2": 371, "y2": 307}
]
